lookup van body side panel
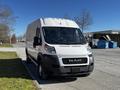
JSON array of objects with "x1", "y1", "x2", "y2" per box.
[{"x1": 26, "y1": 19, "x2": 41, "y2": 60}]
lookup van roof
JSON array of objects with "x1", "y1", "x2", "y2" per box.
[{"x1": 40, "y1": 18, "x2": 79, "y2": 28}]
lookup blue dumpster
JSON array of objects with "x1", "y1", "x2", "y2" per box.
[
  {"x1": 109, "y1": 41, "x2": 117, "y2": 48},
  {"x1": 97, "y1": 40, "x2": 109, "y2": 48}
]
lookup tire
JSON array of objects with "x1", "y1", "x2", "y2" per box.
[{"x1": 37, "y1": 63, "x2": 48, "y2": 80}]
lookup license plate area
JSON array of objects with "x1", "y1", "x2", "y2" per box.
[
  {"x1": 71, "y1": 67, "x2": 80, "y2": 73},
  {"x1": 71, "y1": 66, "x2": 88, "y2": 73}
]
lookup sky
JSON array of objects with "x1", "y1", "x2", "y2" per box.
[{"x1": 0, "y1": 0, "x2": 120, "y2": 36}]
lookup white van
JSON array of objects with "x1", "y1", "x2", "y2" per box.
[{"x1": 26, "y1": 18, "x2": 94, "y2": 79}]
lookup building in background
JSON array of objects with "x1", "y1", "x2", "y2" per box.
[{"x1": 85, "y1": 30, "x2": 120, "y2": 47}]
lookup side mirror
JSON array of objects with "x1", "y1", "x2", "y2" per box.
[{"x1": 33, "y1": 36, "x2": 42, "y2": 47}]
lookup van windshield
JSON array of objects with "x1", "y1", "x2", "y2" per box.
[{"x1": 42, "y1": 27, "x2": 86, "y2": 44}]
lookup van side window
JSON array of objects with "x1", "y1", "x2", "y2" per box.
[{"x1": 36, "y1": 28, "x2": 40, "y2": 37}]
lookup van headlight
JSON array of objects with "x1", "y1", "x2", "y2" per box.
[
  {"x1": 89, "y1": 54, "x2": 93, "y2": 60},
  {"x1": 87, "y1": 46, "x2": 92, "y2": 53},
  {"x1": 44, "y1": 44, "x2": 56, "y2": 54}
]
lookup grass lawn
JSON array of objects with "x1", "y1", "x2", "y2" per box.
[
  {"x1": 0, "y1": 43, "x2": 13, "y2": 47},
  {"x1": 0, "y1": 52, "x2": 38, "y2": 90}
]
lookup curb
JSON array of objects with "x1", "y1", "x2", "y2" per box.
[
  {"x1": 15, "y1": 48, "x2": 42, "y2": 90},
  {"x1": 22, "y1": 61, "x2": 42, "y2": 90}
]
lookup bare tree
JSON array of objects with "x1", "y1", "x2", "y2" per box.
[
  {"x1": 0, "y1": 5, "x2": 16, "y2": 25},
  {"x1": 0, "y1": 23, "x2": 9, "y2": 43},
  {"x1": 74, "y1": 10, "x2": 92, "y2": 32},
  {"x1": 11, "y1": 34, "x2": 16, "y2": 43},
  {"x1": 63, "y1": 14, "x2": 71, "y2": 19},
  {"x1": 0, "y1": 5, "x2": 17, "y2": 43}
]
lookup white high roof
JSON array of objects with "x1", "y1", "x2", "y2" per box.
[{"x1": 40, "y1": 18, "x2": 79, "y2": 28}]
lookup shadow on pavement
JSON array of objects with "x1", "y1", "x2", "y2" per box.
[{"x1": 38, "y1": 77, "x2": 77, "y2": 84}]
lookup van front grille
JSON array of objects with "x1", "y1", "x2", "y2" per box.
[{"x1": 62, "y1": 58, "x2": 87, "y2": 64}]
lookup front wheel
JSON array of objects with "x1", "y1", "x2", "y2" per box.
[{"x1": 37, "y1": 64, "x2": 48, "y2": 80}]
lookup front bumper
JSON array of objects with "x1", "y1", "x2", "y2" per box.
[
  {"x1": 52, "y1": 64, "x2": 94, "y2": 76},
  {"x1": 42, "y1": 54, "x2": 94, "y2": 76}
]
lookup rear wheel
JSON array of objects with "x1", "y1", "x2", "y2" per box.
[{"x1": 37, "y1": 63, "x2": 48, "y2": 80}]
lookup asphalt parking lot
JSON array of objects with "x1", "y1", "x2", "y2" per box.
[{"x1": 23, "y1": 48, "x2": 120, "y2": 90}]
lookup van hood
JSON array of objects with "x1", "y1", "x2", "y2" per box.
[{"x1": 52, "y1": 44, "x2": 90, "y2": 57}]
